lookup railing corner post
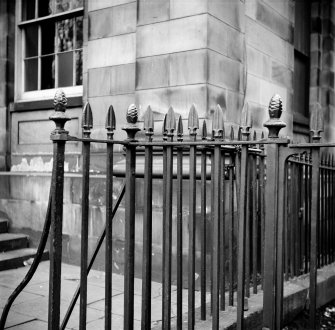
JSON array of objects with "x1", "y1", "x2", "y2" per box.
[
  {"x1": 122, "y1": 104, "x2": 140, "y2": 330},
  {"x1": 48, "y1": 89, "x2": 70, "y2": 330}
]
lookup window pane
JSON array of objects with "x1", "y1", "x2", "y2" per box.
[
  {"x1": 75, "y1": 16, "x2": 83, "y2": 49},
  {"x1": 41, "y1": 21, "x2": 55, "y2": 55},
  {"x1": 49, "y1": 0, "x2": 83, "y2": 14},
  {"x1": 75, "y1": 50, "x2": 82, "y2": 85},
  {"x1": 25, "y1": 58, "x2": 38, "y2": 91},
  {"x1": 22, "y1": 0, "x2": 36, "y2": 21},
  {"x1": 25, "y1": 25, "x2": 38, "y2": 58},
  {"x1": 41, "y1": 55, "x2": 55, "y2": 89},
  {"x1": 293, "y1": 53, "x2": 309, "y2": 117},
  {"x1": 58, "y1": 52, "x2": 73, "y2": 87},
  {"x1": 38, "y1": 0, "x2": 51, "y2": 17},
  {"x1": 57, "y1": 19, "x2": 74, "y2": 52}
]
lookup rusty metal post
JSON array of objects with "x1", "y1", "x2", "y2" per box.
[
  {"x1": 262, "y1": 95, "x2": 286, "y2": 330},
  {"x1": 48, "y1": 90, "x2": 70, "y2": 330},
  {"x1": 123, "y1": 104, "x2": 140, "y2": 330},
  {"x1": 309, "y1": 103, "x2": 323, "y2": 328}
]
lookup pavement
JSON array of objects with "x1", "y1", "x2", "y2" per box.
[{"x1": 0, "y1": 261, "x2": 208, "y2": 329}]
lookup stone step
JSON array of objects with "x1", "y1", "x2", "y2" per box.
[
  {"x1": 0, "y1": 219, "x2": 8, "y2": 233},
  {"x1": 0, "y1": 233, "x2": 29, "y2": 252},
  {"x1": 0, "y1": 248, "x2": 49, "y2": 271}
]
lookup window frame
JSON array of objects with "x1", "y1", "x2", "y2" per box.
[{"x1": 15, "y1": 0, "x2": 84, "y2": 103}]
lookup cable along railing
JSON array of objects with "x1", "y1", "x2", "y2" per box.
[{"x1": 1, "y1": 90, "x2": 334, "y2": 330}]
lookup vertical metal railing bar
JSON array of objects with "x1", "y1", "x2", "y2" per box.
[
  {"x1": 331, "y1": 161, "x2": 334, "y2": 262},
  {"x1": 236, "y1": 141, "x2": 248, "y2": 330},
  {"x1": 105, "y1": 105, "x2": 115, "y2": 330},
  {"x1": 188, "y1": 105, "x2": 199, "y2": 329},
  {"x1": 48, "y1": 90, "x2": 70, "y2": 330},
  {"x1": 228, "y1": 158, "x2": 235, "y2": 306},
  {"x1": 176, "y1": 116, "x2": 184, "y2": 328},
  {"x1": 297, "y1": 156, "x2": 303, "y2": 274},
  {"x1": 259, "y1": 138, "x2": 265, "y2": 289},
  {"x1": 123, "y1": 106, "x2": 140, "y2": 330},
  {"x1": 161, "y1": 115, "x2": 168, "y2": 327},
  {"x1": 220, "y1": 149, "x2": 226, "y2": 311},
  {"x1": 322, "y1": 156, "x2": 326, "y2": 266},
  {"x1": 252, "y1": 153, "x2": 258, "y2": 294},
  {"x1": 79, "y1": 102, "x2": 93, "y2": 330},
  {"x1": 200, "y1": 121, "x2": 207, "y2": 321},
  {"x1": 210, "y1": 148, "x2": 215, "y2": 315},
  {"x1": 309, "y1": 147, "x2": 320, "y2": 328},
  {"x1": 163, "y1": 108, "x2": 176, "y2": 329},
  {"x1": 288, "y1": 162, "x2": 294, "y2": 278},
  {"x1": 212, "y1": 140, "x2": 221, "y2": 330},
  {"x1": 293, "y1": 162, "x2": 298, "y2": 276},
  {"x1": 327, "y1": 158, "x2": 331, "y2": 264},
  {"x1": 284, "y1": 161, "x2": 289, "y2": 281},
  {"x1": 303, "y1": 156, "x2": 309, "y2": 273},
  {"x1": 141, "y1": 106, "x2": 154, "y2": 329},
  {"x1": 245, "y1": 154, "x2": 251, "y2": 299}
]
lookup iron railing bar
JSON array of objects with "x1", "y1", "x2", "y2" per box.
[
  {"x1": 60, "y1": 183, "x2": 125, "y2": 330},
  {"x1": 141, "y1": 139, "x2": 153, "y2": 329},
  {"x1": 105, "y1": 137, "x2": 114, "y2": 330},
  {"x1": 252, "y1": 154, "x2": 258, "y2": 294},
  {"x1": 212, "y1": 143, "x2": 221, "y2": 330},
  {"x1": 188, "y1": 141, "x2": 197, "y2": 329},
  {"x1": 228, "y1": 162, "x2": 235, "y2": 306},
  {"x1": 245, "y1": 154, "x2": 251, "y2": 299},
  {"x1": 176, "y1": 144, "x2": 184, "y2": 327},
  {"x1": 200, "y1": 147, "x2": 207, "y2": 320},
  {"x1": 79, "y1": 139, "x2": 90, "y2": 330},
  {"x1": 220, "y1": 150, "x2": 226, "y2": 311}
]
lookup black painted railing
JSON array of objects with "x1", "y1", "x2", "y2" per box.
[{"x1": 1, "y1": 92, "x2": 335, "y2": 330}]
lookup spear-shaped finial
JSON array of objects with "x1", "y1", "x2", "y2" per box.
[
  {"x1": 310, "y1": 103, "x2": 323, "y2": 142},
  {"x1": 177, "y1": 115, "x2": 183, "y2": 142},
  {"x1": 263, "y1": 94, "x2": 286, "y2": 138},
  {"x1": 240, "y1": 102, "x2": 252, "y2": 139},
  {"x1": 143, "y1": 105, "x2": 154, "y2": 139},
  {"x1": 201, "y1": 120, "x2": 207, "y2": 140},
  {"x1": 212, "y1": 105, "x2": 224, "y2": 139},
  {"x1": 105, "y1": 105, "x2": 116, "y2": 139},
  {"x1": 188, "y1": 104, "x2": 199, "y2": 137},
  {"x1": 82, "y1": 102, "x2": 93, "y2": 138},
  {"x1": 166, "y1": 106, "x2": 176, "y2": 137}
]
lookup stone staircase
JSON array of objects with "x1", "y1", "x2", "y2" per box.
[{"x1": 0, "y1": 218, "x2": 49, "y2": 271}]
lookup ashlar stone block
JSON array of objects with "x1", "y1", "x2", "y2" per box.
[
  {"x1": 138, "y1": 0, "x2": 169, "y2": 25},
  {"x1": 170, "y1": 0, "x2": 207, "y2": 19},
  {"x1": 87, "y1": 33, "x2": 136, "y2": 69},
  {"x1": 136, "y1": 15, "x2": 207, "y2": 58},
  {"x1": 88, "y1": 0, "x2": 135, "y2": 12},
  {"x1": 89, "y1": 3, "x2": 136, "y2": 40}
]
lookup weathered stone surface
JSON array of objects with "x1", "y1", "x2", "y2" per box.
[
  {"x1": 0, "y1": 107, "x2": 6, "y2": 153},
  {"x1": 169, "y1": 49, "x2": 207, "y2": 86},
  {"x1": 256, "y1": 0, "x2": 293, "y2": 42},
  {"x1": 89, "y1": 3, "x2": 136, "y2": 40},
  {"x1": 208, "y1": 0, "x2": 244, "y2": 32},
  {"x1": 88, "y1": 0, "x2": 135, "y2": 12},
  {"x1": 136, "y1": 15, "x2": 207, "y2": 58},
  {"x1": 208, "y1": 15, "x2": 228, "y2": 56},
  {"x1": 170, "y1": 0, "x2": 207, "y2": 19},
  {"x1": 208, "y1": 51, "x2": 244, "y2": 92},
  {"x1": 87, "y1": 33, "x2": 136, "y2": 69},
  {"x1": 227, "y1": 25, "x2": 244, "y2": 62},
  {"x1": 262, "y1": 0, "x2": 293, "y2": 21},
  {"x1": 88, "y1": 64, "x2": 135, "y2": 97},
  {"x1": 138, "y1": 0, "x2": 169, "y2": 25},
  {"x1": 246, "y1": 17, "x2": 290, "y2": 66},
  {"x1": 226, "y1": 90, "x2": 245, "y2": 125},
  {"x1": 271, "y1": 60, "x2": 293, "y2": 89},
  {"x1": 136, "y1": 55, "x2": 169, "y2": 90},
  {"x1": 259, "y1": 79, "x2": 288, "y2": 108},
  {"x1": 245, "y1": 73, "x2": 261, "y2": 104},
  {"x1": 207, "y1": 84, "x2": 227, "y2": 119}
]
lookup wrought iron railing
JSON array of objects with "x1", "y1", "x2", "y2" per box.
[{"x1": 0, "y1": 92, "x2": 334, "y2": 330}]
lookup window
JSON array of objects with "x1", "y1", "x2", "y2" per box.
[
  {"x1": 17, "y1": 0, "x2": 83, "y2": 100},
  {"x1": 293, "y1": 0, "x2": 311, "y2": 127}
]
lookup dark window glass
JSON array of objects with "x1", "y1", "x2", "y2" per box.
[
  {"x1": 22, "y1": 0, "x2": 36, "y2": 21},
  {"x1": 57, "y1": 19, "x2": 74, "y2": 52},
  {"x1": 25, "y1": 25, "x2": 38, "y2": 57},
  {"x1": 38, "y1": 0, "x2": 51, "y2": 17},
  {"x1": 75, "y1": 16, "x2": 83, "y2": 49},
  {"x1": 58, "y1": 52, "x2": 73, "y2": 87},
  {"x1": 41, "y1": 21, "x2": 55, "y2": 55},
  {"x1": 41, "y1": 55, "x2": 55, "y2": 89},
  {"x1": 25, "y1": 58, "x2": 38, "y2": 91},
  {"x1": 293, "y1": 53, "x2": 309, "y2": 117},
  {"x1": 75, "y1": 50, "x2": 82, "y2": 85}
]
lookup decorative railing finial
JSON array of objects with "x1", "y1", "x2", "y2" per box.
[
  {"x1": 50, "y1": 89, "x2": 70, "y2": 135},
  {"x1": 310, "y1": 102, "x2": 323, "y2": 141},
  {"x1": 122, "y1": 104, "x2": 140, "y2": 141},
  {"x1": 105, "y1": 105, "x2": 116, "y2": 140},
  {"x1": 82, "y1": 102, "x2": 93, "y2": 138},
  {"x1": 240, "y1": 102, "x2": 252, "y2": 139},
  {"x1": 263, "y1": 94, "x2": 286, "y2": 138}
]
